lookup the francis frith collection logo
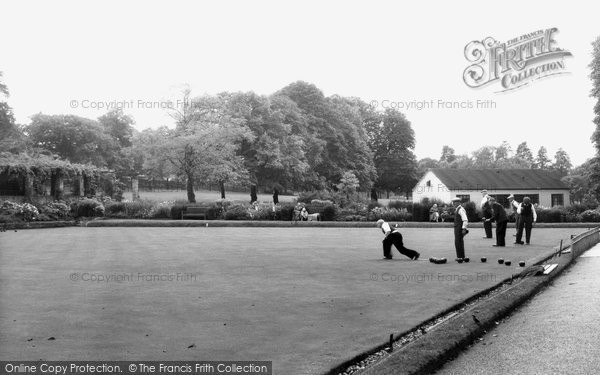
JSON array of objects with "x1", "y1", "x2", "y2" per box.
[{"x1": 463, "y1": 28, "x2": 572, "y2": 92}]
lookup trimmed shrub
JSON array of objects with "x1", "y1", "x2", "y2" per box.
[
  {"x1": 536, "y1": 206, "x2": 567, "y2": 223},
  {"x1": 40, "y1": 201, "x2": 71, "y2": 220},
  {"x1": 274, "y1": 202, "x2": 295, "y2": 221},
  {"x1": 170, "y1": 201, "x2": 188, "y2": 220},
  {"x1": 71, "y1": 198, "x2": 105, "y2": 218},
  {"x1": 464, "y1": 202, "x2": 480, "y2": 222},
  {"x1": 249, "y1": 203, "x2": 275, "y2": 220},
  {"x1": 322, "y1": 203, "x2": 338, "y2": 221},
  {"x1": 224, "y1": 204, "x2": 252, "y2": 220},
  {"x1": 580, "y1": 209, "x2": 600, "y2": 222},
  {"x1": 368, "y1": 207, "x2": 412, "y2": 222},
  {"x1": 149, "y1": 201, "x2": 172, "y2": 219}
]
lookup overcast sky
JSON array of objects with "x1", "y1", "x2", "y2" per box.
[{"x1": 2, "y1": 0, "x2": 598, "y2": 166}]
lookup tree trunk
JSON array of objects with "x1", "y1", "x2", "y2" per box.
[
  {"x1": 219, "y1": 181, "x2": 226, "y2": 199},
  {"x1": 273, "y1": 188, "x2": 279, "y2": 205},
  {"x1": 186, "y1": 173, "x2": 196, "y2": 203},
  {"x1": 250, "y1": 185, "x2": 258, "y2": 203},
  {"x1": 370, "y1": 188, "x2": 378, "y2": 202}
]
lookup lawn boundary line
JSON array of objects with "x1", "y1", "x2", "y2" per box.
[
  {"x1": 352, "y1": 235, "x2": 592, "y2": 375},
  {"x1": 85, "y1": 220, "x2": 599, "y2": 229},
  {"x1": 2, "y1": 219, "x2": 598, "y2": 229},
  {"x1": 327, "y1": 237, "x2": 578, "y2": 375}
]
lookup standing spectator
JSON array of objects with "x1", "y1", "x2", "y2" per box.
[
  {"x1": 293, "y1": 203, "x2": 302, "y2": 222},
  {"x1": 516, "y1": 196, "x2": 537, "y2": 244},
  {"x1": 480, "y1": 190, "x2": 493, "y2": 239},
  {"x1": 452, "y1": 197, "x2": 469, "y2": 261},
  {"x1": 376, "y1": 219, "x2": 420, "y2": 260},
  {"x1": 429, "y1": 203, "x2": 440, "y2": 222},
  {"x1": 488, "y1": 197, "x2": 508, "y2": 247}
]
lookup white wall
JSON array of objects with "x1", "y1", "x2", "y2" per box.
[
  {"x1": 411, "y1": 171, "x2": 570, "y2": 207},
  {"x1": 412, "y1": 171, "x2": 452, "y2": 203}
]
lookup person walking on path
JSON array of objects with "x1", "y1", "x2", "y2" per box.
[
  {"x1": 452, "y1": 197, "x2": 469, "y2": 261},
  {"x1": 376, "y1": 219, "x2": 420, "y2": 260},
  {"x1": 487, "y1": 196, "x2": 508, "y2": 247},
  {"x1": 515, "y1": 196, "x2": 537, "y2": 244},
  {"x1": 480, "y1": 190, "x2": 493, "y2": 239}
]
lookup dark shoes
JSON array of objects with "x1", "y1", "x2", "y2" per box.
[
  {"x1": 514, "y1": 241, "x2": 525, "y2": 245},
  {"x1": 412, "y1": 253, "x2": 420, "y2": 261},
  {"x1": 492, "y1": 244, "x2": 505, "y2": 247},
  {"x1": 383, "y1": 256, "x2": 393, "y2": 260}
]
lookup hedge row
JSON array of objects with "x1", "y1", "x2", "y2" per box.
[{"x1": 2, "y1": 196, "x2": 600, "y2": 224}]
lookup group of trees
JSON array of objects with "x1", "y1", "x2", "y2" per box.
[
  {"x1": 3, "y1": 31, "x2": 600, "y2": 206},
  {"x1": 417, "y1": 142, "x2": 573, "y2": 176},
  {"x1": 0, "y1": 80, "x2": 420, "y2": 202}
]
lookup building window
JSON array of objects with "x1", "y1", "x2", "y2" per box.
[
  {"x1": 551, "y1": 194, "x2": 564, "y2": 207},
  {"x1": 514, "y1": 194, "x2": 539, "y2": 205},
  {"x1": 426, "y1": 180, "x2": 431, "y2": 187},
  {"x1": 456, "y1": 194, "x2": 470, "y2": 203}
]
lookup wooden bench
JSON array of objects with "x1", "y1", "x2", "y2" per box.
[{"x1": 181, "y1": 205, "x2": 212, "y2": 220}]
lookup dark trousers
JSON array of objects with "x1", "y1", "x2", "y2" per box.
[
  {"x1": 496, "y1": 221, "x2": 508, "y2": 246},
  {"x1": 454, "y1": 226, "x2": 465, "y2": 258},
  {"x1": 514, "y1": 214, "x2": 521, "y2": 234},
  {"x1": 383, "y1": 232, "x2": 419, "y2": 259},
  {"x1": 483, "y1": 220, "x2": 493, "y2": 238},
  {"x1": 516, "y1": 216, "x2": 533, "y2": 244}
]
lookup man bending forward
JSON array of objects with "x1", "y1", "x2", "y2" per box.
[{"x1": 377, "y1": 219, "x2": 420, "y2": 260}]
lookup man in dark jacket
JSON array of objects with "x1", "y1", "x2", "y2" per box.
[
  {"x1": 487, "y1": 197, "x2": 508, "y2": 247},
  {"x1": 516, "y1": 196, "x2": 537, "y2": 244},
  {"x1": 480, "y1": 190, "x2": 493, "y2": 239},
  {"x1": 452, "y1": 197, "x2": 469, "y2": 261}
]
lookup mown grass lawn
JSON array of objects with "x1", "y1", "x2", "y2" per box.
[
  {"x1": 131, "y1": 189, "x2": 296, "y2": 203},
  {"x1": 0, "y1": 227, "x2": 579, "y2": 374}
]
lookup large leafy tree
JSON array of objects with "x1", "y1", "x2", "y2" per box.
[
  {"x1": 471, "y1": 146, "x2": 496, "y2": 168},
  {"x1": 552, "y1": 148, "x2": 572, "y2": 175},
  {"x1": 495, "y1": 141, "x2": 512, "y2": 162},
  {"x1": 0, "y1": 72, "x2": 26, "y2": 153},
  {"x1": 98, "y1": 109, "x2": 135, "y2": 148},
  {"x1": 588, "y1": 36, "x2": 600, "y2": 197},
  {"x1": 277, "y1": 81, "x2": 376, "y2": 190},
  {"x1": 440, "y1": 145, "x2": 456, "y2": 163},
  {"x1": 165, "y1": 93, "x2": 253, "y2": 202},
  {"x1": 366, "y1": 108, "x2": 417, "y2": 195},
  {"x1": 125, "y1": 127, "x2": 172, "y2": 179},
  {"x1": 535, "y1": 146, "x2": 551, "y2": 169},
  {"x1": 226, "y1": 92, "x2": 308, "y2": 192},
  {"x1": 27, "y1": 114, "x2": 116, "y2": 166},
  {"x1": 515, "y1": 141, "x2": 534, "y2": 167}
]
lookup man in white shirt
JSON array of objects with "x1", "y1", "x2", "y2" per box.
[
  {"x1": 508, "y1": 194, "x2": 520, "y2": 237},
  {"x1": 452, "y1": 197, "x2": 469, "y2": 261},
  {"x1": 515, "y1": 196, "x2": 537, "y2": 244},
  {"x1": 376, "y1": 219, "x2": 420, "y2": 260}
]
